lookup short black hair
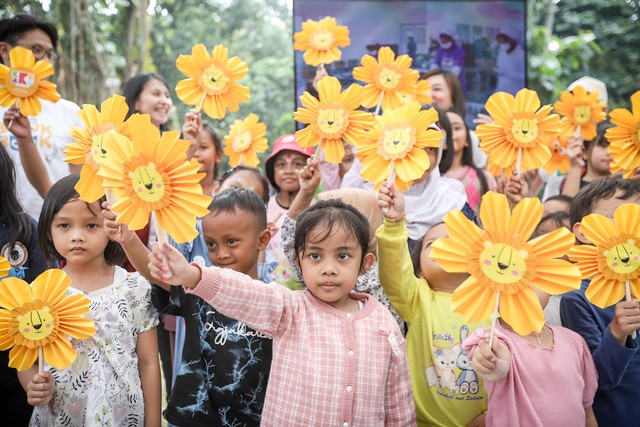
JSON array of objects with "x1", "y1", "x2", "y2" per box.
[
  {"x1": 545, "y1": 194, "x2": 573, "y2": 206},
  {"x1": 121, "y1": 73, "x2": 171, "y2": 132},
  {"x1": 38, "y1": 175, "x2": 124, "y2": 266},
  {"x1": 294, "y1": 199, "x2": 370, "y2": 270},
  {"x1": 219, "y1": 165, "x2": 270, "y2": 206},
  {"x1": 570, "y1": 177, "x2": 640, "y2": 227},
  {"x1": 207, "y1": 188, "x2": 267, "y2": 231},
  {"x1": 0, "y1": 15, "x2": 58, "y2": 64},
  {"x1": 534, "y1": 211, "x2": 570, "y2": 238},
  {"x1": 584, "y1": 122, "x2": 614, "y2": 152}
]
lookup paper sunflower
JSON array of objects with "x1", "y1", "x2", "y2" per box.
[
  {"x1": 430, "y1": 192, "x2": 582, "y2": 335},
  {"x1": 606, "y1": 91, "x2": 640, "y2": 178},
  {"x1": 486, "y1": 158, "x2": 516, "y2": 180},
  {"x1": 542, "y1": 120, "x2": 572, "y2": 175},
  {"x1": 476, "y1": 89, "x2": 561, "y2": 172},
  {"x1": 568, "y1": 203, "x2": 640, "y2": 308},
  {"x1": 0, "y1": 256, "x2": 9, "y2": 278},
  {"x1": 64, "y1": 94, "x2": 131, "y2": 202},
  {"x1": 351, "y1": 101, "x2": 441, "y2": 190},
  {"x1": 0, "y1": 46, "x2": 61, "y2": 116},
  {"x1": 223, "y1": 113, "x2": 268, "y2": 168},
  {"x1": 294, "y1": 76, "x2": 375, "y2": 163},
  {"x1": 294, "y1": 16, "x2": 351, "y2": 66},
  {"x1": 175, "y1": 44, "x2": 250, "y2": 120},
  {"x1": 97, "y1": 114, "x2": 212, "y2": 243},
  {"x1": 0, "y1": 269, "x2": 95, "y2": 371},
  {"x1": 554, "y1": 84, "x2": 605, "y2": 141},
  {"x1": 352, "y1": 46, "x2": 419, "y2": 112}
]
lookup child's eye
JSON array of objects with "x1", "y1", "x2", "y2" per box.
[
  {"x1": 58, "y1": 223, "x2": 69, "y2": 229},
  {"x1": 227, "y1": 239, "x2": 238, "y2": 245},
  {"x1": 206, "y1": 241, "x2": 216, "y2": 248},
  {"x1": 308, "y1": 253, "x2": 320, "y2": 260},
  {"x1": 338, "y1": 253, "x2": 351, "y2": 260},
  {"x1": 87, "y1": 223, "x2": 99, "y2": 229}
]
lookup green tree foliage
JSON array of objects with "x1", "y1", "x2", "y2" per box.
[{"x1": 528, "y1": 0, "x2": 640, "y2": 108}]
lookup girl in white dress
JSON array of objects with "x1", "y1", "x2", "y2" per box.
[{"x1": 18, "y1": 174, "x2": 160, "y2": 426}]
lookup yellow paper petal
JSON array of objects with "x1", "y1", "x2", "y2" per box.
[
  {"x1": 31, "y1": 269, "x2": 72, "y2": 307},
  {"x1": 568, "y1": 245, "x2": 600, "y2": 278},
  {"x1": 533, "y1": 259, "x2": 582, "y2": 295},
  {"x1": 9, "y1": 344, "x2": 38, "y2": 371},
  {"x1": 451, "y1": 278, "x2": 496, "y2": 323},
  {"x1": 614, "y1": 203, "x2": 640, "y2": 237},
  {"x1": 585, "y1": 274, "x2": 625, "y2": 309},
  {"x1": 580, "y1": 213, "x2": 618, "y2": 246},
  {"x1": 479, "y1": 192, "x2": 510, "y2": 232},
  {"x1": 0, "y1": 257, "x2": 9, "y2": 278},
  {"x1": 529, "y1": 227, "x2": 576, "y2": 260},
  {"x1": 42, "y1": 335, "x2": 77, "y2": 370},
  {"x1": 500, "y1": 287, "x2": 545, "y2": 335},
  {"x1": 0, "y1": 278, "x2": 33, "y2": 309}
]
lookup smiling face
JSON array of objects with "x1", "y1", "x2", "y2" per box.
[
  {"x1": 273, "y1": 150, "x2": 308, "y2": 193},
  {"x1": 134, "y1": 78, "x2": 172, "y2": 128},
  {"x1": 18, "y1": 306, "x2": 55, "y2": 341},
  {"x1": 573, "y1": 105, "x2": 592, "y2": 125},
  {"x1": 376, "y1": 66, "x2": 401, "y2": 90},
  {"x1": 377, "y1": 123, "x2": 415, "y2": 160},
  {"x1": 426, "y1": 74, "x2": 453, "y2": 110},
  {"x1": 316, "y1": 107, "x2": 348, "y2": 138},
  {"x1": 131, "y1": 164, "x2": 165, "y2": 203},
  {"x1": 202, "y1": 209, "x2": 268, "y2": 279},
  {"x1": 479, "y1": 242, "x2": 528, "y2": 285},
  {"x1": 510, "y1": 118, "x2": 539, "y2": 146},
  {"x1": 604, "y1": 241, "x2": 640, "y2": 274},
  {"x1": 202, "y1": 64, "x2": 229, "y2": 94},
  {"x1": 310, "y1": 30, "x2": 334, "y2": 50},
  {"x1": 89, "y1": 133, "x2": 115, "y2": 164},
  {"x1": 194, "y1": 131, "x2": 222, "y2": 175}
]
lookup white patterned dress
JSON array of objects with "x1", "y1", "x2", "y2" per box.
[{"x1": 31, "y1": 266, "x2": 158, "y2": 427}]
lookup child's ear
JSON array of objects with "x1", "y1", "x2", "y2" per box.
[
  {"x1": 573, "y1": 222, "x2": 591, "y2": 245},
  {"x1": 257, "y1": 228, "x2": 272, "y2": 251},
  {"x1": 360, "y1": 252, "x2": 376, "y2": 274}
]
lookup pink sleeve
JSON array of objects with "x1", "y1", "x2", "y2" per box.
[
  {"x1": 383, "y1": 331, "x2": 417, "y2": 425},
  {"x1": 579, "y1": 337, "x2": 599, "y2": 408},
  {"x1": 186, "y1": 264, "x2": 295, "y2": 337},
  {"x1": 320, "y1": 160, "x2": 342, "y2": 191}
]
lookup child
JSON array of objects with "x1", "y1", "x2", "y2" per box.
[
  {"x1": 377, "y1": 182, "x2": 488, "y2": 426},
  {"x1": 561, "y1": 177, "x2": 640, "y2": 427},
  {"x1": 264, "y1": 134, "x2": 314, "y2": 289},
  {"x1": 148, "y1": 199, "x2": 416, "y2": 426},
  {"x1": 19, "y1": 174, "x2": 160, "y2": 426},
  {"x1": 464, "y1": 288, "x2": 598, "y2": 426},
  {"x1": 561, "y1": 123, "x2": 614, "y2": 197},
  {"x1": 104, "y1": 189, "x2": 273, "y2": 426},
  {"x1": 280, "y1": 158, "x2": 403, "y2": 327},
  {"x1": 0, "y1": 143, "x2": 47, "y2": 424},
  {"x1": 444, "y1": 110, "x2": 496, "y2": 210},
  {"x1": 192, "y1": 121, "x2": 222, "y2": 196}
]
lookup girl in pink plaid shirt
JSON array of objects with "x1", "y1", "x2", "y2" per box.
[{"x1": 148, "y1": 199, "x2": 416, "y2": 426}]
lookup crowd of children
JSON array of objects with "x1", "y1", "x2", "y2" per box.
[{"x1": 1, "y1": 12, "x2": 639, "y2": 427}]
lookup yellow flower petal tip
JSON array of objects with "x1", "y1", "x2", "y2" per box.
[
  {"x1": 568, "y1": 203, "x2": 640, "y2": 308},
  {"x1": 294, "y1": 16, "x2": 351, "y2": 66},
  {"x1": 97, "y1": 114, "x2": 213, "y2": 244},
  {"x1": 351, "y1": 101, "x2": 440, "y2": 190},
  {"x1": 175, "y1": 44, "x2": 250, "y2": 120},
  {"x1": 223, "y1": 113, "x2": 268, "y2": 168},
  {"x1": 0, "y1": 269, "x2": 95, "y2": 371},
  {"x1": 0, "y1": 46, "x2": 61, "y2": 116},
  {"x1": 476, "y1": 88, "x2": 560, "y2": 172},
  {"x1": 294, "y1": 76, "x2": 375, "y2": 164},
  {"x1": 64, "y1": 94, "x2": 132, "y2": 203},
  {"x1": 554, "y1": 84, "x2": 606, "y2": 141},
  {"x1": 0, "y1": 256, "x2": 9, "y2": 278},
  {"x1": 606, "y1": 91, "x2": 640, "y2": 178},
  {"x1": 352, "y1": 46, "x2": 420, "y2": 111},
  {"x1": 431, "y1": 191, "x2": 581, "y2": 336}
]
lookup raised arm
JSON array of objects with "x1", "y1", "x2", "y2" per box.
[{"x1": 3, "y1": 106, "x2": 52, "y2": 197}]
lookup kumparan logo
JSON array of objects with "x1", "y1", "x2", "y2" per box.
[{"x1": 11, "y1": 70, "x2": 35, "y2": 88}]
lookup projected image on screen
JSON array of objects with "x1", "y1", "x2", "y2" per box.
[{"x1": 294, "y1": 0, "x2": 526, "y2": 123}]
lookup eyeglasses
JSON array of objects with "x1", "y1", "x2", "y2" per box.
[{"x1": 16, "y1": 44, "x2": 58, "y2": 63}]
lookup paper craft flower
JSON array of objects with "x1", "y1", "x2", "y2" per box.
[
  {"x1": 486, "y1": 158, "x2": 516, "y2": 179},
  {"x1": 352, "y1": 46, "x2": 419, "y2": 111},
  {"x1": 476, "y1": 89, "x2": 561, "y2": 171},
  {"x1": 0, "y1": 46, "x2": 61, "y2": 116},
  {"x1": 430, "y1": 192, "x2": 582, "y2": 335},
  {"x1": 98, "y1": 114, "x2": 212, "y2": 243},
  {"x1": 542, "y1": 120, "x2": 572, "y2": 175},
  {"x1": 352, "y1": 101, "x2": 441, "y2": 190},
  {"x1": 223, "y1": 113, "x2": 268, "y2": 168},
  {"x1": 64, "y1": 94, "x2": 131, "y2": 202},
  {"x1": 0, "y1": 269, "x2": 95, "y2": 371},
  {"x1": 176, "y1": 44, "x2": 250, "y2": 119},
  {"x1": 0, "y1": 256, "x2": 9, "y2": 278},
  {"x1": 606, "y1": 91, "x2": 640, "y2": 178},
  {"x1": 554, "y1": 84, "x2": 605, "y2": 141},
  {"x1": 568, "y1": 203, "x2": 640, "y2": 308},
  {"x1": 295, "y1": 76, "x2": 375, "y2": 163},
  {"x1": 294, "y1": 16, "x2": 350, "y2": 66},
  {"x1": 398, "y1": 79, "x2": 433, "y2": 106}
]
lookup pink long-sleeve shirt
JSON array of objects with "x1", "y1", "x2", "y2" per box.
[{"x1": 186, "y1": 265, "x2": 416, "y2": 427}]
